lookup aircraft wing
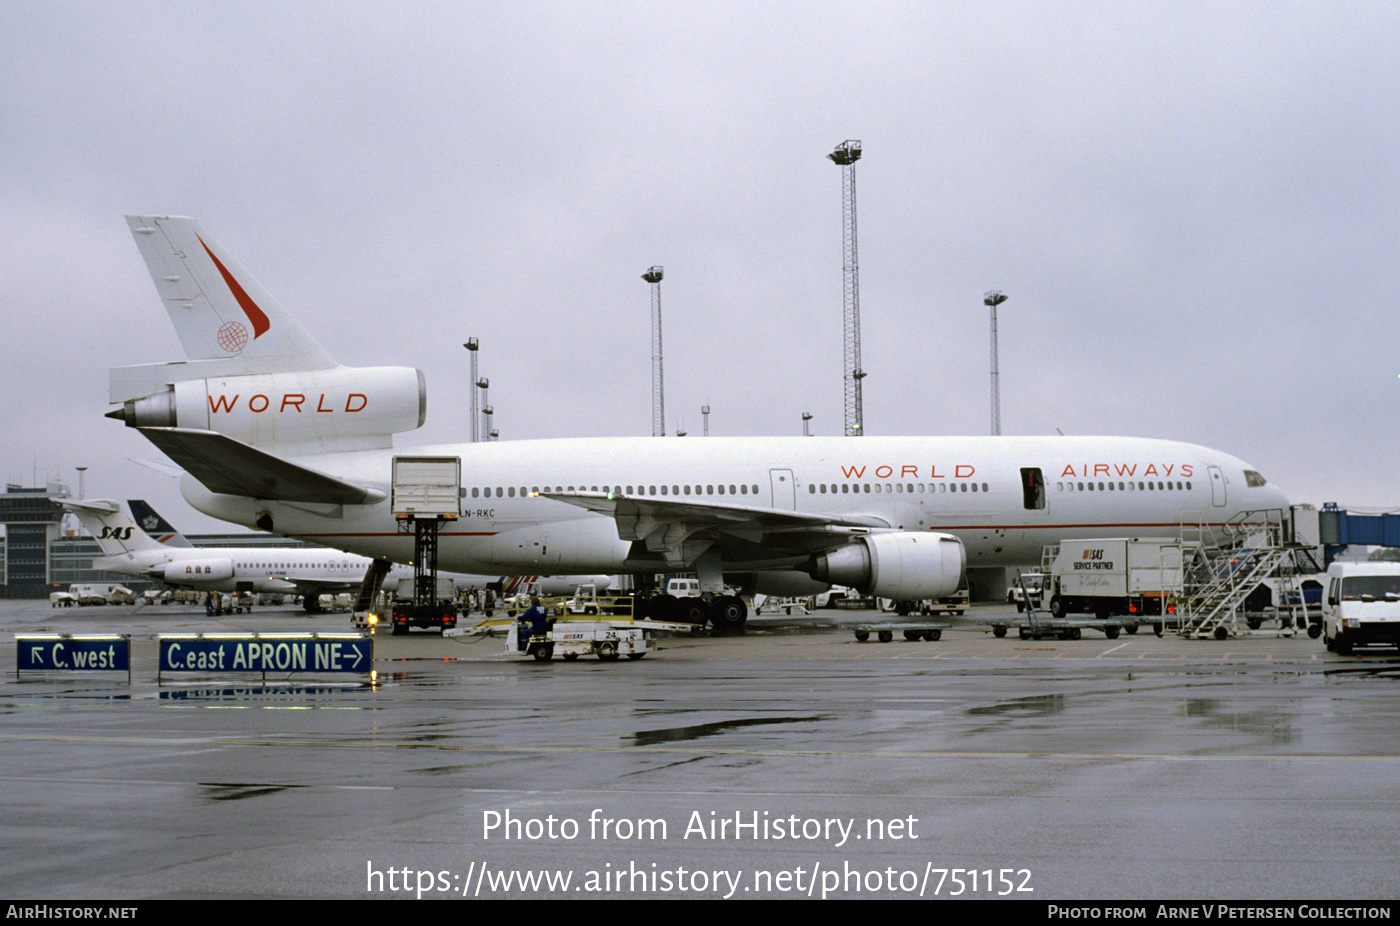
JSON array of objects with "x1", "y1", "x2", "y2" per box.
[
  {"x1": 542, "y1": 491, "x2": 889, "y2": 568},
  {"x1": 135, "y1": 427, "x2": 386, "y2": 506}
]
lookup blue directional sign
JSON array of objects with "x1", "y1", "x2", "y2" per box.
[
  {"x1": 17, "y1": 635, "x2": 130, "y2": 674},
  {"x1": 158, "y1": 633, "x2": 373, "y2": 679}
]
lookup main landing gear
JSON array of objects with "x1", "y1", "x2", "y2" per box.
[{"x1": 641, "y1": 594, "x2": 748, "y2": 630}]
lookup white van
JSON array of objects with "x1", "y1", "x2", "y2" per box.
[{"x1": 1322, "y1": 562, "x2": 1400, "y2": 654}]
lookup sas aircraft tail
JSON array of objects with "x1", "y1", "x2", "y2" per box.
[{"x1": 62, "y1": 499, "x2": 170, "y2": 556}]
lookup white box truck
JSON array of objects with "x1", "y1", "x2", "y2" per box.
[{"x1": 1047, "y1": 539, "x2": 1194, "y2": 620}]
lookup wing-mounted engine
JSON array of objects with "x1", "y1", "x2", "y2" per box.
[
  {"x1": 108, "y1": 365, "x2": 426, "y2": 452},
  {"x1": 163, "y1": 558, "x2": 234, "y2": 584},
  {"x1": 805, "y1": 532, "x2": 965, "y2": 600}
]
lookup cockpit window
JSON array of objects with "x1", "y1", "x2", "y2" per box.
[{"x1": 1244, "y1": 470, "x2": 1267, "y2": 488}]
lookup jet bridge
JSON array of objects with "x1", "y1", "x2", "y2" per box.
[{"x1": 1319, "y1": 503, "x2": 1400, "y2": 565}]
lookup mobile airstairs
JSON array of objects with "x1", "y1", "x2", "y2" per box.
[{"x1": 1174, "y1": 509, "x2": 1324, "y2": 640}]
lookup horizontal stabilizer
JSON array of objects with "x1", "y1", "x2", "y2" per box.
[
  {"x1": 136, "y1": 427, "x2": 386, "y2": 505},
  {"x1": 60, "y1": 498, "x2": 121, "y2": 515}
]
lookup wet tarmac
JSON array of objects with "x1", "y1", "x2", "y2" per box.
[{"x1": 3, "y1": 599, "x2": 1399, "y2": 900}]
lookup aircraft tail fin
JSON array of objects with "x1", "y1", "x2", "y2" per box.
[
  {"x1": 110, "y1": 216, "x2": 426, "y2": 454},
  {"x1": 123, "y1": 215, "x2": 336, "y2": 374},
  {"x1": 62, "y1": 499, "x2": 167, "y2": 556},
  {"x1": 126, "y1": 500, "x2": 195, "y2": 548}
]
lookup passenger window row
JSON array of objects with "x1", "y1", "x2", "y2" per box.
[
  {"x1": 1057, "y1": 481, "x2": 1191, "y2": 492},
  {"x1": 808, "y1": 482, "x2": 991, "y2": 494},
  {"x1": 464, "y1": 484, "x2": 761, "y2": 499}
]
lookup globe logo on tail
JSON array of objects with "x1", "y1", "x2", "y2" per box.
[{"x1": 217, "y1": 321, "x2": 249, "y2": 353}]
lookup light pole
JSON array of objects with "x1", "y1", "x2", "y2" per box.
[
  {"x1": 828, "y1": 140, "x2": 865, "y2": 437},
  {"x1": 984, "y1": 291, "x2": 1008, "y2": 435},
  {"x1": 477, "y1": 377, "x2": 490, "y2": 442},
  {"x1": 464, "y1": 339, "x2": 479, "y2": 442},
  {"x1": 643, "y1": 266, "x2": 665, "y2": 437},
  {"x1": 802, "y1": 412, "x2": 812, "y2": 437}
]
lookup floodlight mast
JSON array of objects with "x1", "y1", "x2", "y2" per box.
[
  {"x1": 643, "y1": 266, "x2": 665, "y2": 437},
  {"x1": 984, "y1": 291, "x2": 1008, "y2": 435},
  {"x1": 828, "y1": 140, "x2": 865, "y2": 437},
  {"x1": 477, "y1": 378, "x2": 490, "y2": 443},
  {"x1": 463, "y1": 339, "x2": 479, "y2": 443}
]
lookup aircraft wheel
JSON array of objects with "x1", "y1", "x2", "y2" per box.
[{"x1": 710, "y1": 595, "x2": 747, "y2": 631}]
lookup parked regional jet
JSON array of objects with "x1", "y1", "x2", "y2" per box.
[
  {"x1": 64, "y1": 498, "x2": 606, "y2": 610},
  {"x1": 105, "y1": 216, "x2": 1291, "y2": 628}
]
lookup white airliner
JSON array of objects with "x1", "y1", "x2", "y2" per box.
[
  {"x1": 105, "y1": 215, "x2": 1290, "y2": 628},
  {"x1": 63, "y1": 498, "x2": 607, "y2": 609},
  {"x1": 64, "y1": 497, "x2": 402, "y2": 608}
]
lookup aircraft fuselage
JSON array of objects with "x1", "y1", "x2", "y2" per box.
[{"x1": 179, "y1": 434, "x2": 1287, "y2": 581}]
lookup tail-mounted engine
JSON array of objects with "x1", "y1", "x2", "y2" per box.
[{"x1": 107, "y1": 365, "x2": 425, "y2": 452}]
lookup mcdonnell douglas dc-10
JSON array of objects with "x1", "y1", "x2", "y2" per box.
[{"x1": 105, "y1": 215, "x2": 1289, "y2": 628}]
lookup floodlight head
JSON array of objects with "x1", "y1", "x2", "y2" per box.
[
  {"x1": 984, "y1": 291, "x2": 1008, "y2": 307},
  {"x1": 827, "y1": 140, "x2": 862, "y2": 165},
  {"x1": 464, "y1": 338, "x2": 478, "y2": 351},
  {"x1": 642, "y1": 266, "x2": 663, "y2": 283}
]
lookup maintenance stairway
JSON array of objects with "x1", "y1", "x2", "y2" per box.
[{"x1": 1176, "y1": 509, "x2": 1323, "y2": 639}]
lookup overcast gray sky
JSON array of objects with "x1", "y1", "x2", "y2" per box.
[{"x1": 2, "y1": 1, "x2": 1397, "y2": 534}]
